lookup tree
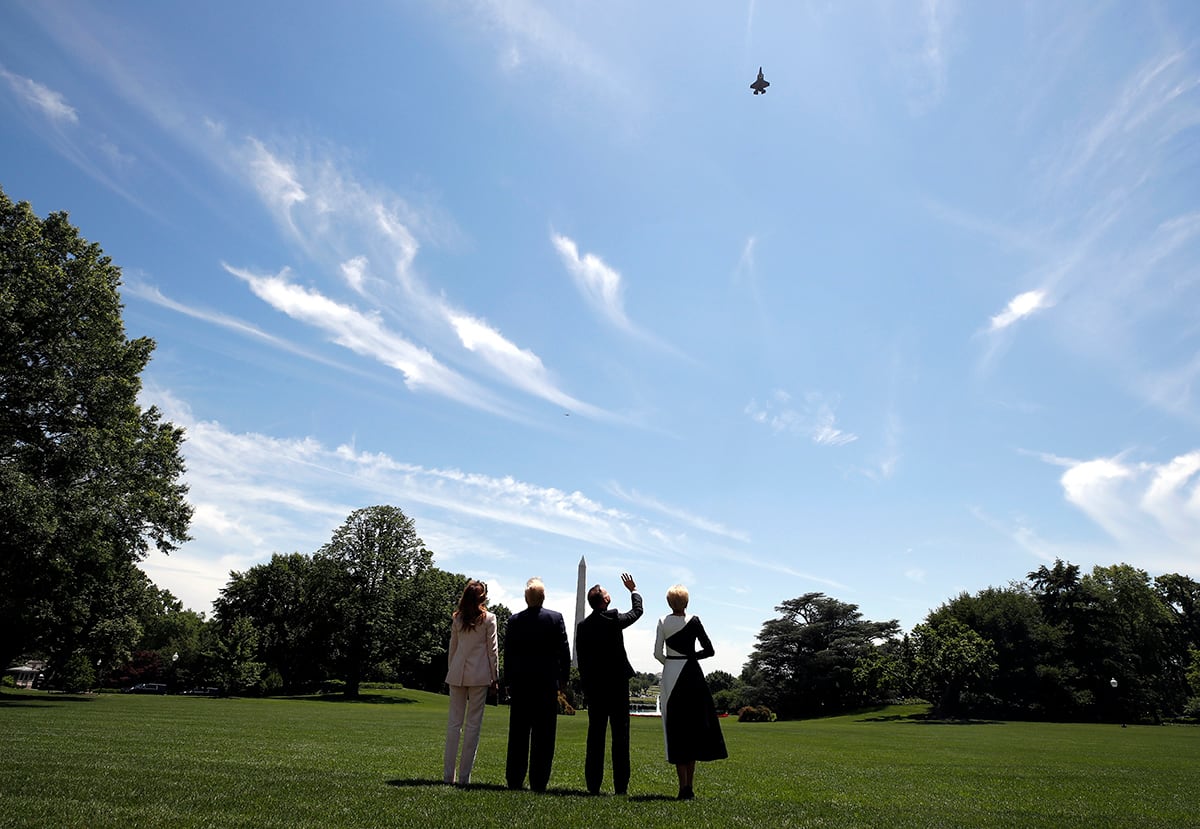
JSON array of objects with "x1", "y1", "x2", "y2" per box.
[
  {"x1": 1086, "y1": 564, "x2": 1180, "y2": 722},
  {"x1": 1026, "y1": 559, "x2": 1105, "y2": 718},
  {"x1": 313, "y1": 505, "x2": 432, "y2": 697},
  {"x1": 215, "y1": 553, "x2": 322, "y2": 691},
  {"x1": 1157, "y1": 573, "x2": 1200, "y2": 654},
  {"x1": 851, "y1": 637, "x2": 910, "y2": 705},
  {"x1": 1, "y1": 185, "x2": 192, "y2": 677},
  {"x1": 743, "y1": 593, "x2": 900, "y2": 718},
  {"x1": 928, "y1": 586, "x2": 1057, "y2": 718},
  {"x1": 910, "y1": 617, "x2": 998, "y2": 717},
  {"x1": 705, "y1": 670, "x2": 736, "y2": 695},
  {"x1": 386, "y1": 566, "x2": 468, "y2": 690},
  {"x1": 1185, "y1": 649, "x2": 1200, "y2": 720},
  {"x1": 213, "y1": 616, "x2": 265, "y2": 695},
  {"x1": 705, "y1": 669, "x2": 745, "y2": 714}
]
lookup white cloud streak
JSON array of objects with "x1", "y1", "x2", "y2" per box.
[
  {"x1": 449, "y1": 312, "x2": 607, "y2": 418},
  {"x1": 222, "y1": 139, "x2": 611, "y2": 419},
  {"x1": 1059, "y1": 452, "x2": 1200, "y2": 559},
  {"x1": 126, "y1": 280, "x2": 374, "y2": 374},
  {"x1": 461, "y1": 0, "x2": 624, "y2": 96},
  {"x1": 915, "y1": 0, "x2": 952, "y2": 111},
  {"x1": 137, "y1": 389, "x2": 767, "y2": 614},
  {"x1": 550, "y1": 232, "x2": 682, "y2": 357},
  {"x1": 608, "y1": 484, "x2": 752, "y2": 544},
  {"x1": 746, "y1": 390, "x2": 858, "y2": 446},
  {"x1": 226, "y1": 264, "x2": 508, "y2": 414},
  {"x1": 0, "y1": 67, "x2": 78, "y2": 124},
  {"x1": 552, "y1": 232, "x2": 633, "y2": 332},
  {"x1": 989, "y1": 288, "x2": 1052, "y2": 331},
  {"x1": 996, "y1": 450, "x2": 1200, "y2": 576}
]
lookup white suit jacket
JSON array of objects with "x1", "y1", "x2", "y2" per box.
[{"x1": 445, "y1": 610, "x2": 499, "y2": 687}]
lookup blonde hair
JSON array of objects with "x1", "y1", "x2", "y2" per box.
[
  {"x1": 525, "y1": 577, "x2": 546, "y2": 608},
  {"x1": 666, "y1": 584, "x2": 689, "y2": 613}
]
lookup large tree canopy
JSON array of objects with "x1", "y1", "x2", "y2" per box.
[
  {"x1": 0, "y1": 186, "x2": 192, "y2": 676},
  {"x1": 214, "y1": 553, "x2": 323, "y2": 692},
  {"x1": 743, "y1": 592, "x2": 900, "y2": 718},
  {"x1": 313, "y1": 505, "x2": 433, "y2": 697}
]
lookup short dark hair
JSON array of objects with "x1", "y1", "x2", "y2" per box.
[{"x1": 587, "y1": 584, "x2": 606, "y2": 610}]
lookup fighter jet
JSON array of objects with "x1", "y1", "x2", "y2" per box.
[{"x1": 750, "y1": 67, "x2": 770, "y2": 95}]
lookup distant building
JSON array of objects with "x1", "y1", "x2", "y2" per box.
[{"x1": 5, "y1": 661, "x2": 45, "y2": 688}]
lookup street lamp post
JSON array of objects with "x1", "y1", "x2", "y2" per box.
[{"x1": 1109, "y1": 677, "x2": 1125, "y2": 727}]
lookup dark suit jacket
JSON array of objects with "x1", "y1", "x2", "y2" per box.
[
  {"x1": 575, "y1": 592, "x2": 643, "y2": 695},
  {"x1": 504, "y1": 605, "x2": 570, "y2": 694}
]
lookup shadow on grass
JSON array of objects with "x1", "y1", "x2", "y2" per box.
[
  {"x1": 384, "y1": 779, "x2": 675, "y2": 800},
  {"x1": 279, "y1": 693, "x2": 421, "y2": 705},
  {"x1": 0, "y1": 692, "x2": 96, "y2": 707},
  {"x1": 857, "y1": 712, "x2": 1004, "y2": 725}
]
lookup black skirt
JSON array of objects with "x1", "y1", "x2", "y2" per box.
[{"x1": 663, "y1": 657, "x2": 728, "y2": 764}]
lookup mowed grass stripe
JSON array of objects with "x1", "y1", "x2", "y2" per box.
[{"x1": 1, "y1": 691, "x2": 1196, "y2": 828}]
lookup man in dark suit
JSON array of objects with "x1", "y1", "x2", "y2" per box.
[
  {"x1": 503, "y1": 577, "x2": 571, "y2": 792},
  {"x1": 575, "y1": 572, "x2": 643, "y2": 795}
]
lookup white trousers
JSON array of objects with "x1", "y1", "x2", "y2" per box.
[{"x1": 444, "y1": 684, "x2": 488, "y2": 784}]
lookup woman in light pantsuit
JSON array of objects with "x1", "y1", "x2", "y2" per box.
[{"x1": 443, "y1": 580, "x2": 499, "y2": 785}]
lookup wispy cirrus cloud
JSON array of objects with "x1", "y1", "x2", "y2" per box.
[
  {"x1": 458, "y1": 0, "x2": 626, "y2": 97},
  {"x1": 0, "y1": 66, "x2": 77, "y2": 123},
  {"x1": 223, "y1": 139, "x2": 610, "y2": 419},
  {"x1": 608, "y1": 483, "x2": 751, "y2": 543},
  {"x1": 448, "y1": 311, "x2": 608, "y2": 419},
  {"x1": 552, "y1": 232, "x2": 634, "y2": 332},
  {"x1": 967, "y1": 42, "x2": 1200, "y2": 415},
  {"x1": 1058, "y1": 50, "x2": 1200, "y2": 185},
  {"x1": 882, "y1": 0, "x2": 957, "y2": 115},
  {"x1": 225, "y1": 264, "x2": 509, "y2": 415},
  {"x1": 745, "y1": 390, "x2": 858, "y2": 446},
  {"x1": 0, "y1": 63, "x2": 144, "y2": 205},
  {"x1": 997, "y1": 449, "x2": 1200, "y2": 576},
  {"x1": 989, "y1": 288, "x2": 1052, "y2": 332},
  {"x1": 551, "y1": 231, "x2": 681, "y2": 357},
  {"x1": 913, "y1": 0, "x2": 954, "y2": 112},
  {"x1": 137, "y1": 389, "x2": 752, "y2": 613},
  {"x1": 126, "y1": 280, "x2": 369, "y2": 374},
  {"x1": 1057, "y1": 451, "x2": 1200, "y2": 561}
]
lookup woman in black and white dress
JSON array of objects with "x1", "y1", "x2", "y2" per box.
[{"x1": 653, "y1": 584, "x2": 728, "y2": 800}]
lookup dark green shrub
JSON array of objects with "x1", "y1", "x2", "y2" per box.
[
  {"x1": 738, "y1": 705, "x2": 776, "y2": 722},
  {"x1": 59, "y1": 652, "x2": 97, "y2": 693}
]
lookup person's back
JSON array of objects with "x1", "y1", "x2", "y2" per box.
[
  {"x1": 577, "y1": 606, "x2": 636, "y2": 694},
  {"x1": 504, "y1": 578, "x2": 569, "y2": 792},
  {"x1": 575, "y1": 573, "x2": 642, "y2": 795},
  {"x1": 507, "y1": 605, "x2": 567, "y2": 693}
]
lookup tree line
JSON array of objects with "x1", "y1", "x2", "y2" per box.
[
  {"x1": 99, "y1": 505, "x2": 506, "y2": 698},
  {"x1": 727, "y1": 561, "x2": 1200, "y2": 723}
]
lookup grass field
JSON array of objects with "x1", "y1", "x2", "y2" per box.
[{"x1": 1, "y1": 688, "x2": 1197, "y2": 828}]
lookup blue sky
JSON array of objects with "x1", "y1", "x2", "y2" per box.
[{"x1": 3, "y1": 1, "x2": 1199, "y2": 675}]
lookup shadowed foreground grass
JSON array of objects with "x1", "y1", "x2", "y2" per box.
[{"x1": 1, "y1": 689, "x2": 1197, "y2": 828}]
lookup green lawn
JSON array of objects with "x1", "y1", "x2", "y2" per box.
[{"x1": 1, "y1": 689, "x2": 1196, "y2": 828}]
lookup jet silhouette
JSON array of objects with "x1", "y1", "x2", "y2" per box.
[{"x1": 751, "y1": 67, "x2": 770, "y2": 95}]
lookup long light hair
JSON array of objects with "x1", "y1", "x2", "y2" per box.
[{"x1": 454, "y1": 580, "x2": 488, "y2": 630}]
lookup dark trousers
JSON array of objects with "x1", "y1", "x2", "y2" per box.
[
  {"x1": 506, "y1": 689, "x2": 559, "y2": 791},
  {"x1": 584, "y1": 689, "x2": 630, "y2": 794}
]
